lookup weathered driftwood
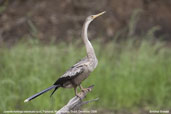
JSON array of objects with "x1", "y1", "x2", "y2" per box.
[{"x1": 56, "y1": 85, "x2": 98, "y2": 114}]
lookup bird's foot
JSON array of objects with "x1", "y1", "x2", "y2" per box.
[
  {"x1": 76, "y1": 93, "x2": 83, "y2": 99},
  {"x1": 81, "y1": 88, "x2": 88, "y2": 92},
  {"x1": 81, "y1": 88, "x2": 92, "y2": 93},
  {"x1": 87, "y1": 87, "x2": 91, "y2": 92}
]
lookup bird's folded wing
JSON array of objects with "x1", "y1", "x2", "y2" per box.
[{"x1": 54, "y1": 65, "x2": 84, "y2": 85}]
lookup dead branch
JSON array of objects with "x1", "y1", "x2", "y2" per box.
[{"x1": 56, "y1": 85, "x2": 98, "y2": 114}]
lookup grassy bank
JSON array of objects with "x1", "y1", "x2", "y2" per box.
[{"x1": 0, "y1": 38, "x2": 171, "y2": 113}]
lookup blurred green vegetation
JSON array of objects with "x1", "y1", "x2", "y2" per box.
[{"x1": 0, "y1": 33, "x2": 171, "y2": 113}]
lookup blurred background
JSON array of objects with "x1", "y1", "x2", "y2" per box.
[{"x1": 0, "y1": 0, "x2": 171, "y2": 114}]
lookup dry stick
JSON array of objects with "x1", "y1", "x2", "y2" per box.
[
  {"x1": 73, "y1": 98, "x2": 99, "y2": 110},
  {"x1": 56, "y1": 85, "x2": 98, "y2": 114}
]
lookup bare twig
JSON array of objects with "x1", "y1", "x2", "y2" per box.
[
  {"x1": 73, "y1": 98, "x2": 99, "y2": 110},
  {"x1": 56, "y1": 85, "x2": 98, "y2": 114}
]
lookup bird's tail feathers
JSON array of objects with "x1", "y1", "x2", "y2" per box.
[
  {"x1": 24, "y1": 85, "x2": 59, "y2": 103},
  {"x1": 50, "y1": 85, "x2": 60, "y2": 97}
]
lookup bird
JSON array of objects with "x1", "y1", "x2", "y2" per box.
[{"x1": 24, "y1": 11, "x2": 105, "y2": 103}]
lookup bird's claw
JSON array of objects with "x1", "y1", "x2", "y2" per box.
[
  {"x1": 81, "y1": 88, "x2": 91, "y2": 92},
  {"x1": 87, "y1": 88, "x2": 91, "y2": 91},
  {"x1": 81, "y1": 88, "x2": 88, "y2": 92},
  {"x1": 76, "y1": 93, "x2": 82, "y2": 99}
]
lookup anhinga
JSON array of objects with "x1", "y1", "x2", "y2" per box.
[{"x1": 24, "y1": 11, "x2": 105, "y2": 102}]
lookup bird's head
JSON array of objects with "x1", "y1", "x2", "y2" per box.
[{"x1": 86, "y1": 11, "x2": 106, "y2": 23}]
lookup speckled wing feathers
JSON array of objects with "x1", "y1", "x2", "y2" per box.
[{"x1": 54, "y1": 58, "x2": 88, "y2": 85}]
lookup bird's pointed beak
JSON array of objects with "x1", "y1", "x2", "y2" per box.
[{"x1": 93, "y1": 11, "x2": 106, "y2": 19}]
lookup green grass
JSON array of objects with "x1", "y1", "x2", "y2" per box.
[{"x1": 0, "y1": 37, "x2": 171, "y2": 113}]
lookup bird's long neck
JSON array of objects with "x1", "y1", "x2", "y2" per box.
[{"x1": 82, "y1": 21, "x2": 96, "y2": 60}]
